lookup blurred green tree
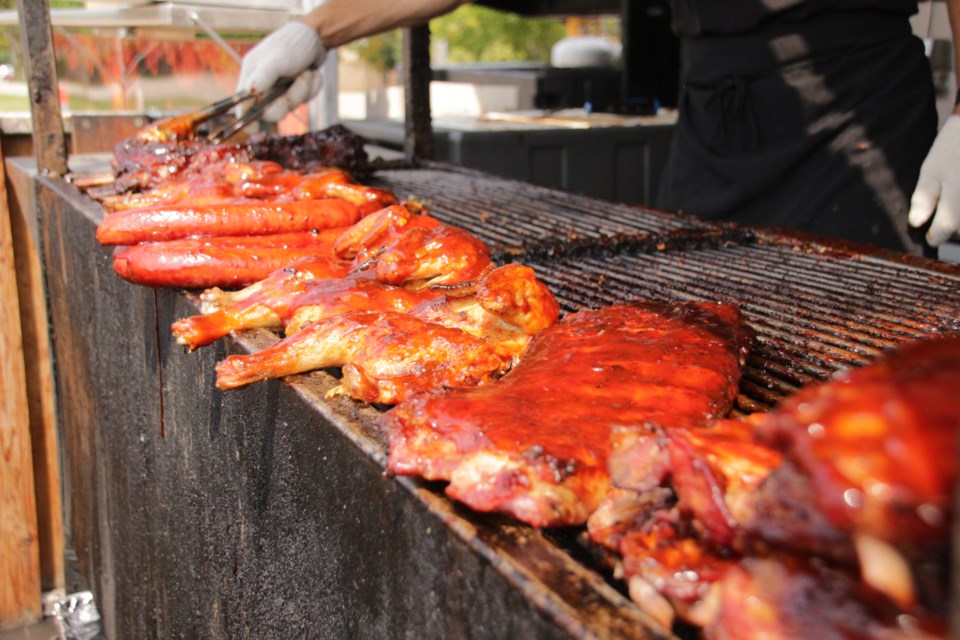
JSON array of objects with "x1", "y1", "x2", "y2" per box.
[
  {"x1": 347, "y1": 4, "x2": 566, "y2": 73},
  {"x1": 432, "y1": 4, "x2": 565, "y2": 63}
]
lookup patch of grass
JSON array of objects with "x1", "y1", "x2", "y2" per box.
[{"x1": 0, "y1": 93, "x2": 30, "y2": 112}]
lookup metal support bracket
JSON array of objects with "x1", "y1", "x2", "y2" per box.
[{"x1": 402, "y1": 24, "x2": 433, "y2": 161}]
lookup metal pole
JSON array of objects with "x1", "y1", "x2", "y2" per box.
[
  {"x1": 402, "y1": 24, "x2": 433, "y2": 161},
  {"x1": 188, "y1": 10, "x2": 242, "y2": 64},
  {"x1": 17, "y1": 0, "x2": 68, "y2": 176},
  {"x1": 319, "y1": 49, "x2": 339, "y2": 128}
]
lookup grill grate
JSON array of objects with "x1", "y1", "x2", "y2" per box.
[
  {"x1": 519, "y1": 244, "x2": 960, "y2": 412},
  {"x1": 369, "y1": 166, "x2": 714, "y2": 251},
  {"x1": 373, "y1": 167, "x2": 960, "y2": 414}
]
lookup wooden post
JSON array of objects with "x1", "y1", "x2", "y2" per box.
[
  {"x1": 0, "y1": 136, "x2": 42, "y2": 629},
  {"x1": 5, "y1": 151, "x2": 65, "y2": 595},
  {"x1": 402, "y1": 24, "x2": 433, "y2": 161},
  {"x1": 17, "y1": 0, "x2": 68, "y2": 176},
  {"x1": 7, "y1": 0, "x2": 68, "y2": 620}
]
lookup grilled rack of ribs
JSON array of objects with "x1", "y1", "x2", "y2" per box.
[{"x1": 380, "y1": 301, "x2": 752, "y2": 527}]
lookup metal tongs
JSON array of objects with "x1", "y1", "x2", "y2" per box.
[{"x1": 204, "y1": 77, "x2": 296, "y2": 144}]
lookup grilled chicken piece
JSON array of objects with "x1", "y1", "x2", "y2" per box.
[
  {"x1": 197, "y1": 256, "x2": 345, "y2": 314},
  {"x1": 751, "y1": 336, "x2": 960, "y2": 548},
  {"x1": 113, "y1": 228, "x2": 350, "y2": 289},
  {"x1": 96, "y1": 198, "x2": 364, "y2": 246},
  {"x1": 192, "y1": 205, "x2": 435, "y2": 313},
  {"x1": 171, "y1": 212, "x2": 495, "y2": 349},
  {"x1": 744, "y1": 336, "x2": 960, "y2": 610},
  {"x1": 290, "y1": 171, "x2": 397, "y2": 215},
  {"x1": 285, "y1": 263, "x2": 557, "y2": 337},
  {"x1": 172, "y1": 259, "x2": 366, "y2": 350},
  {"x1": 212, "y1": 264, "x2": 557, "y2": 398},
  {"x1": 392, "y1": 263, "x2": 559, "y2": 364},
  {"x1": 215, "y1": 311, "x2": 508, "y2": 404},
  {"x1": 380, "y1": 301, "x2": 751, "y2": 527},
  {"x1": 619, "y1": 524, "x2": 944, "y2": 638},
  {"x1": 333, "y1": 204, "x2": 441, "y2": 261},
  {"x1": 175, "y1": 271, "x2": 442, "y2": 351},
  {"x1": 367, "y1": 224, "x2": 493, "y2": 290},
  {"x1": 280, "y1": 275, "x2": 447, "y2": 334}
]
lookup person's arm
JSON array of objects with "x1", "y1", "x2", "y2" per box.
[
  {"x1": 302, "y1": 0, "x2": 469, "y2": 49},
  {"x1": 908, "y1": 0, "x2": 960, "y2": 246},
  {"x1": 236, "y1": 0, "x2": 469, "y2": 121}
]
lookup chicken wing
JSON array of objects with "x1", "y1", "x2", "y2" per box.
[
  {"x1": 394, "y1": 263, "x2": 559, "y2": 364},
  {"x1": 368, "y1": 224, "x2": 492, "y2": 289},
  {"x1": 172, "y1": 258, "x2": 372, "y2": 350},
  {"x1": 215, "y1": 311, "x2": 508, "y2": 404}
]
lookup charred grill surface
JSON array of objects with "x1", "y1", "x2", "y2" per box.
[
  {"x1": 369, "y1": 167, "x2": 960, "y2": 415},
  {"x1": 368, "y1": 166, "x2": 715, "y2": 251},
  {"x1": 519, "y1": 247, "x2": 960, "y2": 413}
]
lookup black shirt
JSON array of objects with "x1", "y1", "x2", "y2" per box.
[{"x1": 670, "y1": 0, "x2": 918, "y2": 36}]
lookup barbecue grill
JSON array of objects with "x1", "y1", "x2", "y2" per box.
[{"x1": 18, "y1": 154, "x2": 958, "y2": 639}]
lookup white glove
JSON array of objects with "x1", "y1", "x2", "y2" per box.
[
  {"x1": 236, "y1": 21, "x2": 327, "y2": 122},
  {"x1": 908, "y1": 114, "x2": 960, "y2": 246}
]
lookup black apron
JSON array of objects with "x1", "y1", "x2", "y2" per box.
[{"x1": 656, "y1": 4, "x2": 937, "y2": 254}]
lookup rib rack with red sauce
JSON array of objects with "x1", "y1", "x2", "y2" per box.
[{"x1": 381, "y1": 301, "x2": 752, "y2": 527}]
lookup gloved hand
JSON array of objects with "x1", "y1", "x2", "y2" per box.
[
  {"x1": 236, "y1": 21, "x2": 327, "y2": 122},
  {"x1": 908, "y1": 114, "x2": 960, "y2": 246}
]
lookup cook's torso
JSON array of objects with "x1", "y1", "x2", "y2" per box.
[{"x1": 669, "y1": 0, "x2": 918, "y2": 36}]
